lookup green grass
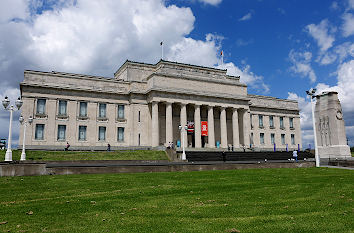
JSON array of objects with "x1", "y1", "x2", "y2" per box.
[
  {"x1": 0, "y1": 168, "x2": 353, "y2": 232},
  {"x1": 0, "y1": 150, "x2": 168, "y2": 161}
]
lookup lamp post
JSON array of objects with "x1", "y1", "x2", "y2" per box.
[
  {"x1": 306, "y1": 88, "x2": 320, "y2": 167},
  {"x1": 2, "y1": 96, "x2": 23, "y2": 161},
  {"x1": 179, "y1": 125, "x2": 188, "y2": 160},
  {"x1": 19, "y1": 115, "x2": 33, "y2": 161}
]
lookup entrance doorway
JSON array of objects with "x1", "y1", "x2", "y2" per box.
[{"x1": 201, "y1": 136, "x2": 207, "y2": 148}]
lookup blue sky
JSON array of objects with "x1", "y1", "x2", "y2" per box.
[
  {"x1": 0, "y1": 0, "x2": 354, "y2": 147},
  {"x1": 170, "y1": 0, "x2": 344, "y2": 98}
]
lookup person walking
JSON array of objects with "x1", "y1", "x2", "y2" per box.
[
  {"x1": 107, "y1": 143, "x2": 111, "y2": 151},
  {"x1": 292, "y1": 150, "x2": 298, "y2": 162},
  {"x1": 65, "y1": 142, "x2": 70, "y2": 151}
]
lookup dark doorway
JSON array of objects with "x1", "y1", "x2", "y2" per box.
[{"x1": 201, "y1": 136, "x2": 206, "y2": 148}]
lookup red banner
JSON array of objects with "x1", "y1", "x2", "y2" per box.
[{"x1": 201, "y1": 121, "x2": 208, "y2": 136}]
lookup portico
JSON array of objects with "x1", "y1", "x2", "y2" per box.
[{"x1": 149, "y1": 99, "x2": 249, "y2": 149}]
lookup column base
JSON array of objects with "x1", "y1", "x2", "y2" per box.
[
  {"x1": 5, "y1": 149, "x2": 12, "y2": 161},
  {"x1": 20, "y1": 152, "x2": 26, "y2": 161},
  {"x1": 318, "y1": 145, "x2": 351, "y2": 159}
]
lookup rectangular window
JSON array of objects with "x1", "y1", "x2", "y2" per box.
[
  {"x1": 271, "y1": 133, "x2": 275, "y2": 145},
  {"x1": 259, "y1": 115, "x2": 263, "y2": 128},
  {"x1": 138, "y1": 133, "x2": 141, "y2": 145},
  {"x1": 79, "y1": 102, "x2": 88, "y2": 117},
  {"x1": 36, "y1": 99, "x2": 46, "y2": 114},
  {"x1": 260, "y1": 133, "x2": 265, "y2": 144},
  {"x1": 291, "y1": 134, "x2": 295, "y2": 145},
  {"x1": 57, "y1": 125, "x2": 66, "y2": 141},
  {"x1": 269, "y1": 116, "x2": 274, "y2": 128},
  {"x1": 118, "y1": 105, "x2": 125, "y2": 119},
  {"x1": 290, "y1": 118, "x2": 294, "y2": 129},
  {"x1": 250, "y1": 133, "x2": 254, "y2": 145},
  {"x1": 138, "y1": 111, "x2": 141, "y2": 122},
  {"x1": 58, "y1": 100, "x2": 67, "y2": 115},
  {"x1": 99, "y1": 103, "x2": 106, "y2": 118},
  {"x1": 280, "y1": 117, "x2": 284, "y2": 129},
  {"x1": 118, "y1": 127, "x2": 124, "y2": 142},
  {"x1": 281, "y1": 134, "x2": 286, "y2": 145},
  {"x1": 57, "y1": 125, "x2": 66, "y2": 140},
  {"x1": 78, "y1": 126, "x2": 87, "y2": 141},
  {"x1": 99, "y1": 126, "x2": 106, "y2": 141},
  {"x1": 35, "y1": 124, "x2": 45, "y2": 140}
]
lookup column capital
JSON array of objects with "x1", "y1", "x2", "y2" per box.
[{"x1": 176, "y1": 102, "x2": 187, "y2": 107}]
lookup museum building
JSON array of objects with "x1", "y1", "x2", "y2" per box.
[{"x1": 19, "y1": 60, "x2": 302, "y2": 150}]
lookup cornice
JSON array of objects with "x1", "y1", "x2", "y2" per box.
[
  {"x1": 250, "y1": 105, "x2": 300, "y2": 114},
  {"x1": 24, "y1": 70, "x2": 129, "y2": 84},
  {"x1": 145, "y1": 72, "x2": 246, "y2": 87},
  {"x1": 20, "y1": 82, "x2": 128, "y2": 95},
  {"x1": 248, "y1": 94, "x2": 298, "y2": 103},
  {"x1": 146, "y1": 87, "x2": 250, "y2": 101}
]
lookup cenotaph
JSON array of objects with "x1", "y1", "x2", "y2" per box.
[{"x1": 315, "y1": 91, "x2": 351, "y2": 159}]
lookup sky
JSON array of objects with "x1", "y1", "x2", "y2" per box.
[{"x1": 0, "y1": 0, "x2": 354, "y2": 148}]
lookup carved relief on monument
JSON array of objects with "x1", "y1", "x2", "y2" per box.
[{"x1": 315, "y1": 91, "x2": 350, "y2": 158}]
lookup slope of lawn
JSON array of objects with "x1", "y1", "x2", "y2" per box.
[
  {"x1": 0, "y1": 150, "x2": 168, "y2": 161},
  {"x1": 0, "y1": 167, "x2": 353, "y2": 232}
]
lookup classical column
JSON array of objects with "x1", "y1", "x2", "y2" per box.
[
  {"x1": 151, "y1": 101, "x2": 159, "y2": 147},
  {"x1": 180, "y1": 103, "x2": 187, "y2": 147},
  {"x1": 232, "y1": 108, "x2": 240, "y2": 148},
  {"x1": 242, "y1": 109, "x2": 251, "y2": 147},
  {"x1": 194, "y1": 104, "x2": 201, "y2": 148},
  {"x1": 165, "y1": 102, "x2": 173, "y2": 146},
  {"x1": 207, "y1": 106, "x2": 215, "y2": 148},
  {"x1": 220, "y1": 107, "x2": 227, "y2": 148}
]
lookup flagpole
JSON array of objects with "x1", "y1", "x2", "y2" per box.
[
  {"x1": 160, "y1": 41, "x2": 164, "y2": 60},
  {"x1": 221, "y1": 50, "x2": 224, "y2": 66}
]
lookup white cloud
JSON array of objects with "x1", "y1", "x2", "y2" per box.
[
  {"x1": 288, "y1": 49, "x2": 317, "y2": 82},
  {"x1": 330, "y1": 1, "x2": 339, "y2": 10},
  {"x1": 0, "y1": 0, "x2": 268, "y2": 145},
  {"x1": 219, "y1": 62, "x2": 270, "y2": 94},
  {"x1": 318, "y1": 53, "x2": 337, "y2": 65},
  {"x1": 306, "y1": 19, "x2": 335, "y2": 52},
  {"x1": 287, "y1": 92, "x2": 314, "y2": 147},
  {"x1": 167, "y1": 34, "x2": 221, "y2": 67},
  {"x1": 197, "y1": 0, "x2": 222, "y2": 6},
  {"x1": 348, "y1": 0, "x2": 354, "y2": 9},
  {"x1": 0, "y1": 0, "x2": 28, "y2": 23},
  {"x1": 314, "y1": 60, "x2": 354, "y2": 145},
  {"x1": 342, "y1": 13, "x2": 354, "y2": 37},
  {"x1": 239, "y1": 12, "x2": 253, "y2": 21},
  {"x1": 317, "y1": 42, "x2": 354, "y2": 65}
]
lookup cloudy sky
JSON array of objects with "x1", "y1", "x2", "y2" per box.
[{"x1": 0, "y1": 0, "x2": 354, "y2": 148}]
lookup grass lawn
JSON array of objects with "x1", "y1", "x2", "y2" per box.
[
  {"x1": 0, "y1": 168, "x2": 353, "y2": 232},
  {"x1": 0, "y1": 150, "x2": 168, "y2": 161}
]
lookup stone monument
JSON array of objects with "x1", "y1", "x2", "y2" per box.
[{"x1": 315, "y1": 91, "x2": 351, "y2": 159}]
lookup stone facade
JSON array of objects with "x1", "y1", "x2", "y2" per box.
[
  {"x1": 315, "y1": 92, "x2": 351, "y2": 158},
  {"x1": 19, "y1": 60, "x2": 302, "y2": 151}
]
